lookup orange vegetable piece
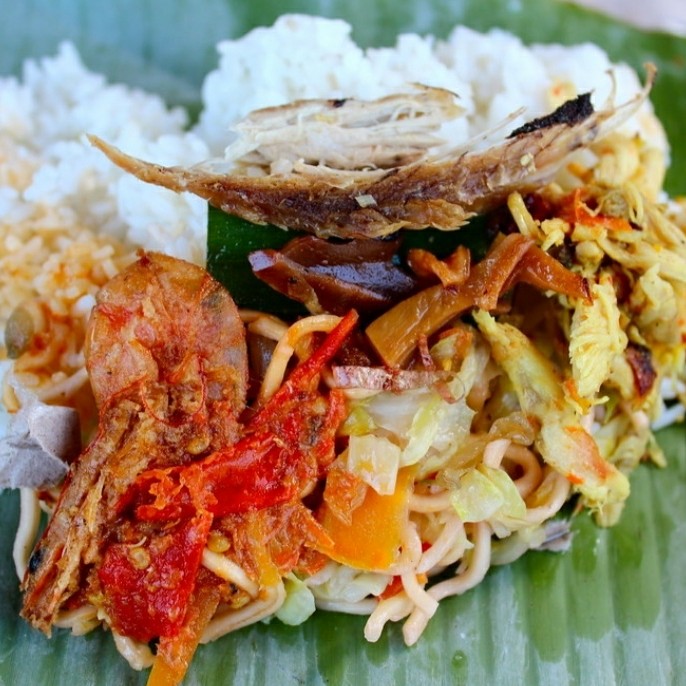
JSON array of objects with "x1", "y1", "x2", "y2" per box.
[{"x1": 319, "y1": 466, "x2": 415, "y2": 571}]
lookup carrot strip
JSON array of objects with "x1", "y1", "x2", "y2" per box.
[
  {"x1": 319, "y1": 467, "x2": 416, "y2": 571},
  {"x1": 147, "y1": 582, "x2": 221, "y2": 686}
]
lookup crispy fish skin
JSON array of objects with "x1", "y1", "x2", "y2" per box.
[
  {"x1": 88, "y1": 70, "x2": 653, "y2": 239},
  {"x1": 87, "y1": 126, "x2": 575, "y2": 237}
]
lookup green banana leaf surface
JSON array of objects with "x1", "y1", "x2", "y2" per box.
[{"x1": 1, "y1": 1, "x2": 685, "y2": 685}]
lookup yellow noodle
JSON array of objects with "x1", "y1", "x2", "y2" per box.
[
  {"x1": 435, "y1": 527, "x2": 470, "y2": 570},
  {"x1": 466, "y1": 370, "x2": 495, "y2": 412},
  {"x1": 201, "y1": 582, "x2": 286, "y2": 644},
  {"x1": 482, "y1": 438, "x2": 511, "y2": 468},
  {"x1": 364, "y1": 593, "x2": 415, "y2": 642},
  {"x1": 54, "y1": 605, "x2": 100, "y2": 636},
  {"x1": 416, "y1": 513, "x2": 464, "y2": 574},
  {"x1": 257, "y1": 314, "x2": 341, "y2": 404},
  {"x1": 504, "y1": 444, "x2": 544, "y2": 499},
  {"x1": 239, "y1": 308, "x2": 285, "y2": 325},
  {"x1": 400, "y1": 572, "x2": 438, "y2": 618},
  {"x1": 111, "y1": 632, "x2": 155, "y2": 671},
  {"x1": 369, "y1": 517, "x2": 487, "y2": 646},
  {"x1": 427, "y1": 522, "x2": 492, "y2": 602},
  {"x1": 315, "y1": 598, "x2": 378, "y2": 615},
  {"x1": 390, "y1": 520, "x2": 423, "y2": 575},
  {"x1": 12, "y1": 488, "x2": 41, "y2": 580},
  {"x1": 241, "y1": 310, "x2": 289, "y2": 340},
  {"x1": 201, "y1": 548, "x2": 259, "y2": 597},
  {"x1": 524, "y1": 468, "x2": 572, "y2": 525},
  {"x1": 402, "y1": 606, "x2": 432, "y2": 646},
  {"x1": 409, "y1": 491, "x2": 453, "y2": 513}
]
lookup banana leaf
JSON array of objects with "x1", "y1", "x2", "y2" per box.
[{"x1": 1, "y1": 2, "x2": 685, "y2": 685}]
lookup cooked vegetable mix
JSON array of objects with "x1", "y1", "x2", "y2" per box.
[{"x1": 1, "y1": 5, "x2": 685, "y2": 686}]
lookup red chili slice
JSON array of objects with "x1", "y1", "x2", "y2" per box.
[{"x1": 98, "y1": 511, "x2": 212, "y2": 643}]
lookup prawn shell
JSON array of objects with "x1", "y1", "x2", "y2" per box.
[{"x1": 85, "y1": 252, "x2": 247, "y2": 416}]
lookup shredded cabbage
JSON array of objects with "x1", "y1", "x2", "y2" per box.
[
  {"x1": 346, "y1": 434, "x2": 400, "y2": 495},
  {"x1": 449, "y1": 464, "x2": 526, "y2": 537},
  {"x1": 341, "y1": 333, "x2": 488, "y2": 482},
  {"x1": 275, "y1": 573, "x2": 316, "y2": 626},
  {"x1": 364, "y1": 388, "x2": 434, "y2": 437},
  {"x1": 307, "y1": 563, "x2": 388, "y2": 604},
  {"x1": 402, "y1": 392, "x2": 442, "y2": 465},
  {"x1": 339, "y1": 404, "x2": 377, "y2": 436}
]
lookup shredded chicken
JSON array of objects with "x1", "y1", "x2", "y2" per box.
[{"x1": 474, "y1": 310, "x2": 631, "y2": 512}]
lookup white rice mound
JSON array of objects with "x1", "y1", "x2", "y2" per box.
[
  {"x1": 197, "y1": 16, "x2": 666, "y2": 154},
  {"x1": 0, "y1": 43, "x2": 209, "y2": 269},
  {"x1": 0, "y1": 14, "x2": 668, "y2": 282}
]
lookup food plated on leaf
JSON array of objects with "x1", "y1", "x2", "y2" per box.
[{"x1": 1, "y1": 9, "x2": 685, "y2": 686}]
